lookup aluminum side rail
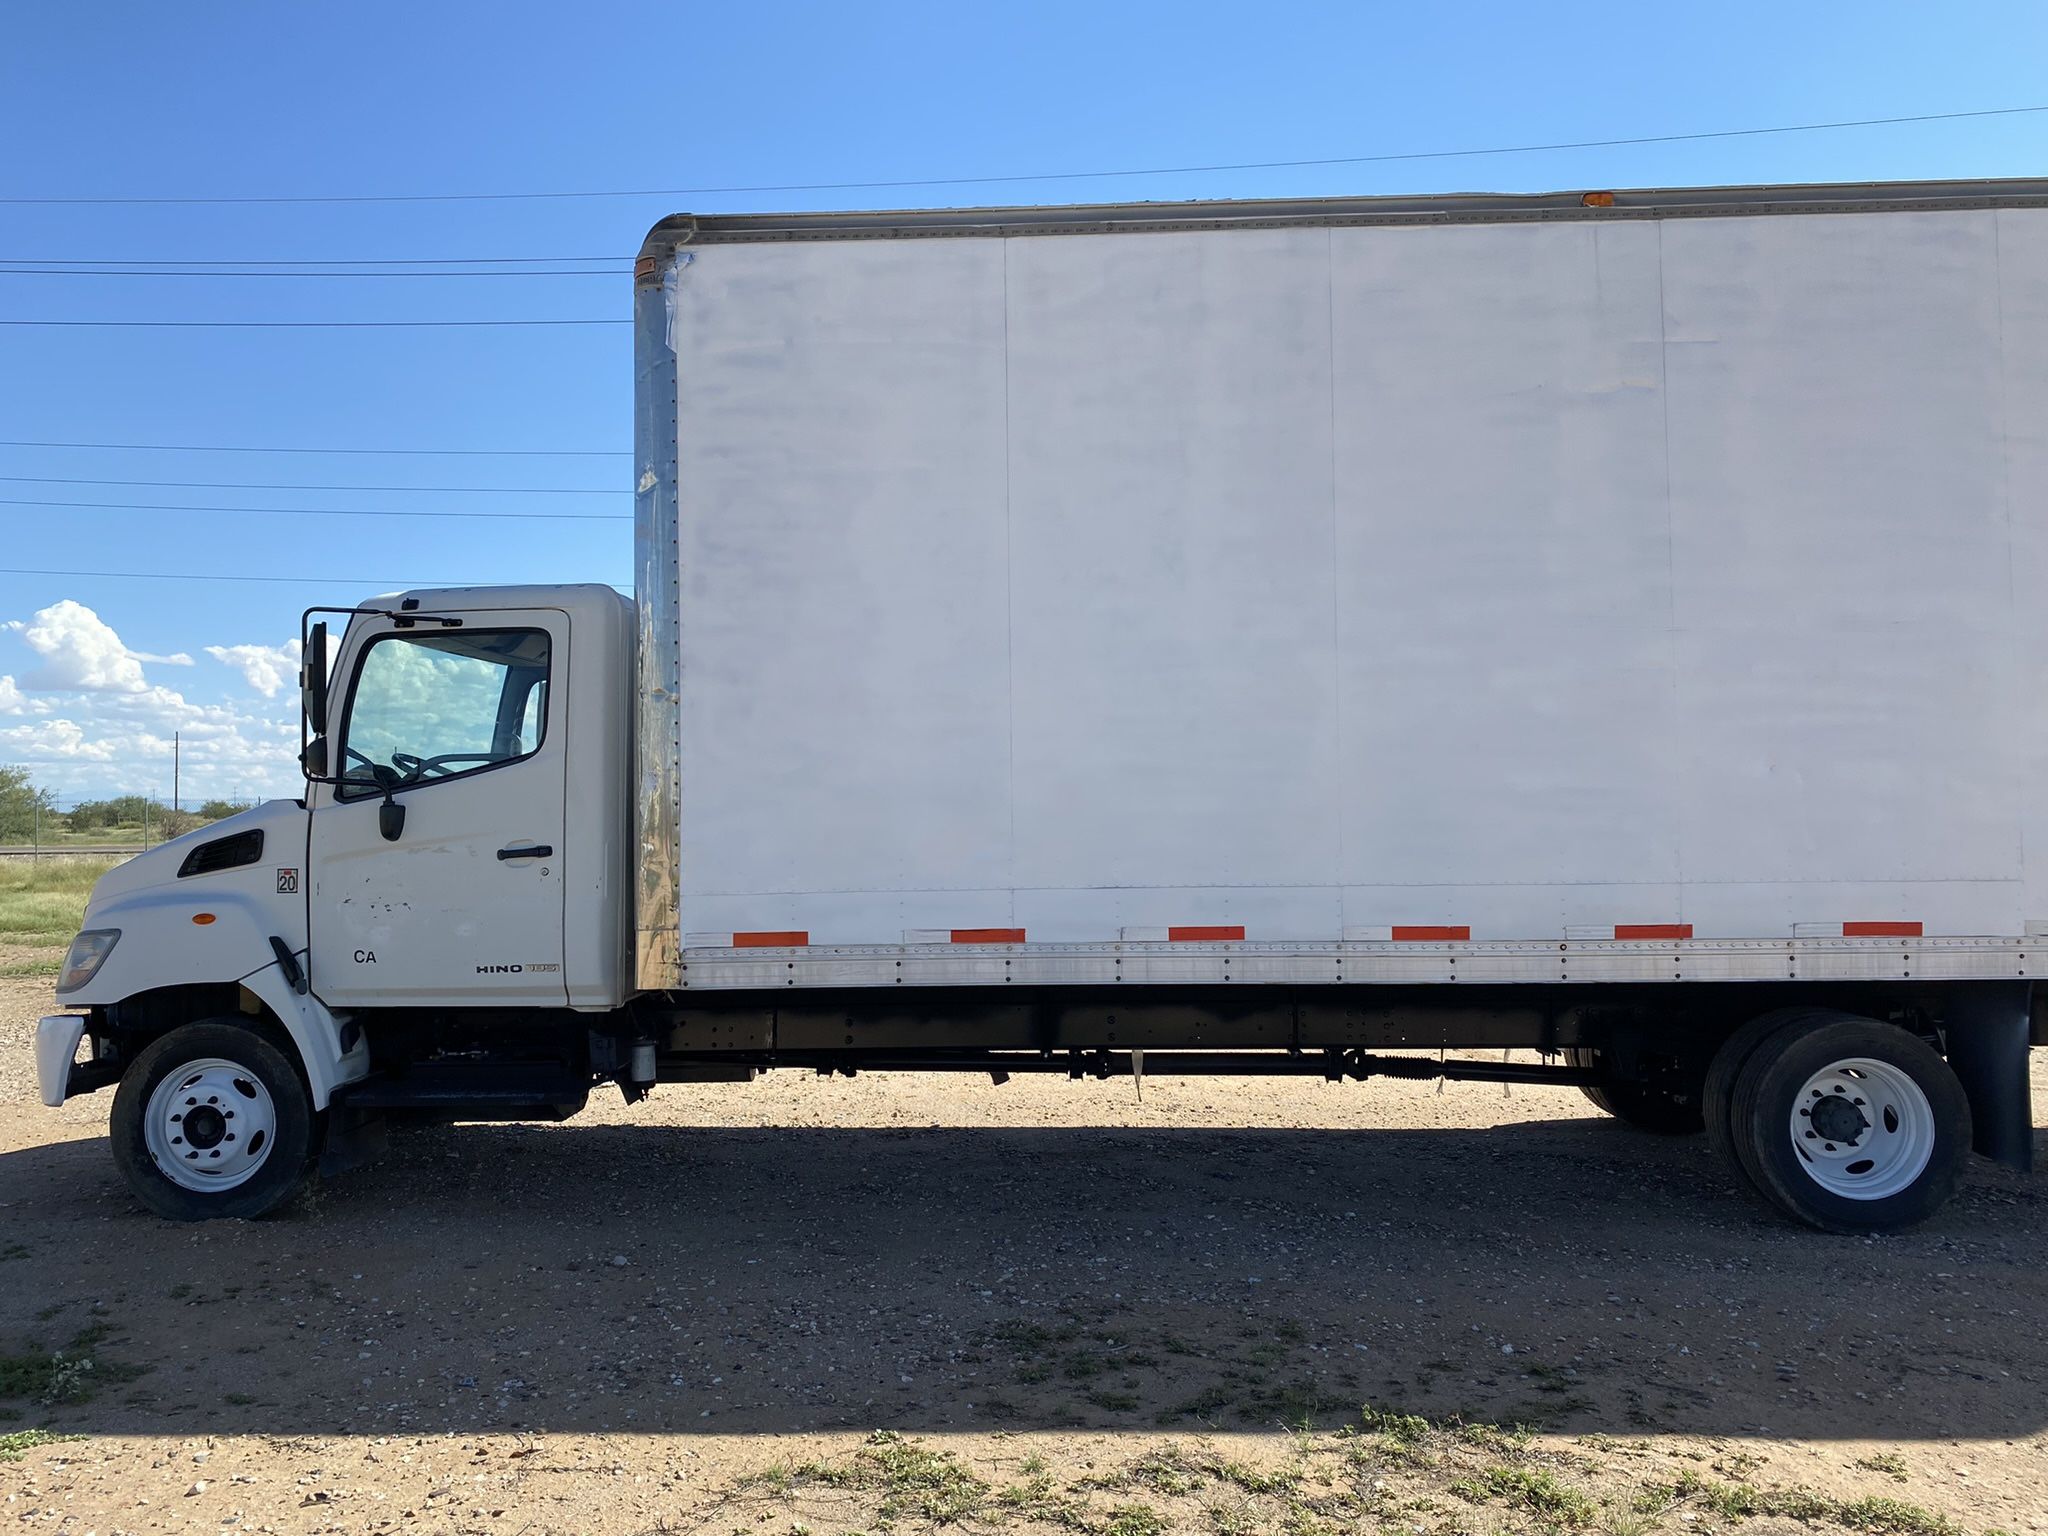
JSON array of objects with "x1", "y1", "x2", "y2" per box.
[{"x1": 672, "y1": 935, "x2": 2030, "y2": 990}]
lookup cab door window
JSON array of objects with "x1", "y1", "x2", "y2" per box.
[{"x1": 337, "y1": 629, "x2": 550, "y2": 798}]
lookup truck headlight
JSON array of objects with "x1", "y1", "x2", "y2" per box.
[{"x1": 56, "y1": 930, "x2": 120, "y2": 994}]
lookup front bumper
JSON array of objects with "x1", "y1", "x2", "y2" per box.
[{"x1": 35, "y1": 1015, "x2": 87, "y2": 1107}]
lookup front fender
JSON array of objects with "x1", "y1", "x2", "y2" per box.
[
  {"x1": 238, "y1": 961, "x2": 367, "y2": 1110},
  {"x1": 67, "y1": 879, "x2": 290, "y2": 1007},
  {"x1": 64, "y1": 881, "x2": 365, "y2": 1109}
]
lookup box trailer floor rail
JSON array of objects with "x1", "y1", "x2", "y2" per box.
[{"x1": 673, "y1": 935, "x2": 2029, "y2": 990}]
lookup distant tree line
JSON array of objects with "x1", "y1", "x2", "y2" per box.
[
  {"x1": 1, "y1": 764, "x2": 250, "y2": 843},
  {"x1": 0, "y1": 765, "x2": 58, "y2": 842}
]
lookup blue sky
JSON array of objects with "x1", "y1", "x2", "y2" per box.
[{"x1": 3, "y1": 1, "x2": 2046, "y2": 803}]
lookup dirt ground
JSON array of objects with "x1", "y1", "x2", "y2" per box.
[{"x1": 3, "y1": 952, "x2": 2045, "y2": 1536}]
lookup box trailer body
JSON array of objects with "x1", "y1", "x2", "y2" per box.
[
  {"x1": 35, "y1": 178, "x2": 2048, "y2": 1230},
  {"x1": 633, "y1": 181, "x2": 2048, "y2": 993}
]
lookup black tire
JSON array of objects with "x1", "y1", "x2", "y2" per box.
[
  {"x1": 110, "y1": 1020, "x2": 317, "y2": 1221},
  {"x1": 1703, "y1": 1007, "x2": 1834, "y2": 1189},
  {"x1": 1725, "y1": 1014, "x2": 1971, "y2": 1233},
  {"x1": 1565, "y1": 1048, "x2": 1706, "y2": 1134}
]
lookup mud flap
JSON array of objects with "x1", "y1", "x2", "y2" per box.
[
  {"x1": 318, "y1": 1108, "x2": 391, "y2": 1177},
  {"x1": 1946, "y1": 982, "x2": 2034, "y2": 1172}
]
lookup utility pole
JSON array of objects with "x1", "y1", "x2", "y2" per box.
[{"x1": 173, "y1": 732, "x2": 180, "y2": 819}]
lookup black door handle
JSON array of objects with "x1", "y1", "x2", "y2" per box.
[{"x1": 497, "y1": 844, "x2": 553, "y2": 860}]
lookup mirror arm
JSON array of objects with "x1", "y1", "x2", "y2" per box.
[{"x1": 300, "y1": 759, "x2": 404, "y2": 842}]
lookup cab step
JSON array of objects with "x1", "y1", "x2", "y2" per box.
[{"x1": 332, "y1": 1061, "x2": 589, "y2": 1120}]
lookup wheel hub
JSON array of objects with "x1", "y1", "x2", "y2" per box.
[
  {"x1": 1806, "y1": 1091, "x2": 1869, "y2": 1146},
  {"x1": 181, "y1": 1104, "x2": 228, "y2": 1149},
  {"x1": 143, "y1": 1058, "x2": 279, "y2": 1193},
  {"x1": 1786, "y1": 1057, "x2": 1934, "y2": 1201}
]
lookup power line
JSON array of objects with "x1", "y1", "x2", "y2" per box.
[
  {"x1": 0, "y1": 565, "x2": 480, "y2": 586},
  {"x1": 0, "y1": 266, "x2": 626, "y2": 279},
  {"x1": 0, "y1": 475, "x2": 623, "y2": 495},
  {"x1": 0, "y1": 254, "x2": 631, "y2": 265},
  {"x1": 0, "y1": 437, "x2": 627, "y2": 457},
  {"x1": 0, "y1": 497, "x2": 631, "y2": 522},
  {"x1": 0, "y1": 564, "x2": 631, "y2": 588},
  {"x1": 4, "y1": 104, "x2": 2044, "y2": 207},
  {"x1": 0, "y1": 317, "x2": 627, "y2": 329}
]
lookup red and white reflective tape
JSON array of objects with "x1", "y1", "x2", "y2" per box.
[
  {"x1": 681, "y1": 919, "x2": 1927, "y2": 949},
  {"x1": 1342, "y1": 925, "x2": 1472, "y2": 942},
  {"x1": 1565, "y1": 923, "x2": 1694, "y2": 941}
]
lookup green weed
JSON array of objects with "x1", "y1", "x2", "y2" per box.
[
  {"x1": 1833, "y1": 1497, "x2": 1963, "y2": 1536},
  {"x1": 0, "y1": 1322, "x2": 143, "y2": 1406},
  {"x1": 1102, "y1": 1504, "x2": 1167, "y2": 1536},
  {"x1": 852, "y1": 1432, "x2": 986, "y2": 1524},
  {"x1": 1451, "y1": 1464, "x2": 1596, "y2": 1527},
  {"x1": 0, "y1": 1428, "x2": 80, "y2": 1462}
]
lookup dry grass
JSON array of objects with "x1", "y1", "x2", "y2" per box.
[
  {"x1": 712, "y1": 1415, "x2": 1989, "y2": 1536},
  {"x1": 0, "y1": 856, "x2": 120, "y2": 946}
]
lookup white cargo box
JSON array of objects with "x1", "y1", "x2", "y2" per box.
[{"x1": 631, "y1": 182, "x2": 2048, "y2": 990}]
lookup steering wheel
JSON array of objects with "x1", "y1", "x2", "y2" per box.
[{"x1": 390, "y1": 750, "x2": 498, "y2": 781}]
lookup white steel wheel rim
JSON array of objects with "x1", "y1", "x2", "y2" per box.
[
  {"x1": 1787, "y1": 1057, "x2": 1934, "y2": 1201},
  {"x1": 143, "y1": 1058, "x2": 279, "y2": 1193}
]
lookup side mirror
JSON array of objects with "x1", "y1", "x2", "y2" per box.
[
  {"x1": 301, "y1": 622, "x2": 329, "y2": 739},
  {"x1": 370, "y1": 763, "x2": 405, "y2": 842},
  {"x1": 301, "y1": 737, "x2": 329, "y2": 779}
]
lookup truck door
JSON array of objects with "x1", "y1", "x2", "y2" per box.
[{"x1": 307, "y1": 608, "x2": 569, "y2": 1006}]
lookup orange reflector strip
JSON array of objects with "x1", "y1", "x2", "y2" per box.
[
  {"x1": 191, "y1": 913, "x2": 216, "y2": 925},
  {"x1": 1168, "y1": 925, "x2": 1245, "y2": 942},
  {"x1": 1615, "y1": 923, "x2": 1692, "y2": 940},
  {"x1": 952, "y1": 927, "x2": 1025, "y2": 944},
  {"x1": 1844, "y1": 921, "x2": 1921, "y2": 938},
  {"x1": 733, "y1": 930, "x2": 807, "y2": 948},
  {"x1": 1391, "y1": 925, "x2": 1469, "y2": 942},
  {"x1": 1582, "y1": 190, "x2": 1615, "y2": 207}
]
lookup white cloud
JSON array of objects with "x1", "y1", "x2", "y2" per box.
[
  {"x1": 0, "y1": 601, "x2": 302, "y2": 800},
  {"x1": 0, "y1": 718, "x2": 119, "y2": 762},
  {"x1": 16, "y1": 599, "x2": 149, "y2": 692},
  {"x1": 204, "y1": 640, "x2": 301, "y2": 699},
  {"x1": 0, "y1": 676, "x2": 53, "y2": 717},
  {"x1": 129, "y1": 649, "x2": 196, "y2": 666},
  {"x1": 0, "y1": 690, "x2": 301, "y2": 796}
]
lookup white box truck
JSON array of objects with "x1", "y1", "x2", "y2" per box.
[{"x1": 36, "y1": 177, "x2": 2048, "y2": 1231}]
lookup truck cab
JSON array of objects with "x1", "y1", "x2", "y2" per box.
[{"x1": 36, "y1": 583, "x2": 636, "y2": 1219}]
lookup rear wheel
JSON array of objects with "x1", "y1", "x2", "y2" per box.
[
  {"x1": 1703, "y1": 1007, "x2": 1832, "y2": 1188},
  {"x1": 110, "y1": 1020, "x2": 316, "y2": 1221},
  {"x1": 1725, "y1": 1014, "x2": 1970, "y2": 1232},
  {"x1": 1565, "y1": 1048, "x2": 1705, "y2": 1134}
]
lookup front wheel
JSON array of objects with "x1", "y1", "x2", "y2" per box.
[
  {"x1": 1726, "y1": 1015, "x2": 1970, "y2": 1233},
  {"x1": 110, "y1": 1020, "x2": 316, "y2": 1221}
]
